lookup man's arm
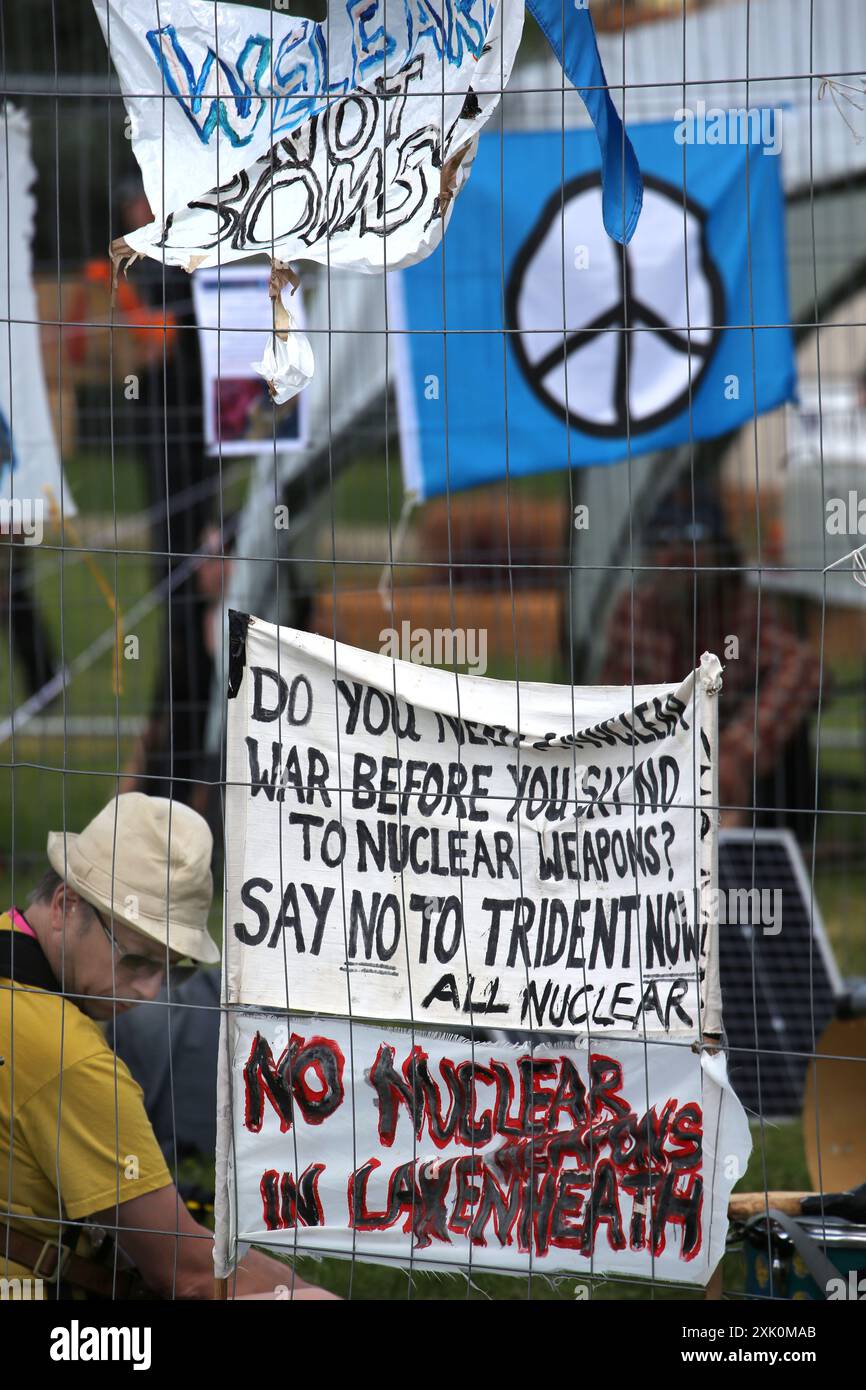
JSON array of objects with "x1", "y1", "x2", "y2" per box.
[
  {"x1": 92, "y1": 1184, "x2": 337, "y2": 1300},
  {"x1": 20, "y1": 1047, "x2": 335, "y2": 1298}
]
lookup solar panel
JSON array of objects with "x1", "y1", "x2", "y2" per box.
[{"x1": 718, "y1": 829, "x2": 843, "y2": 1119}]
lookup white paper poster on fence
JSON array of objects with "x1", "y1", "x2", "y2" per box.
[
  {"x1": 214, "y1": 1013, "x2": 750, "y2": 1282},
  {"x1": 191, "y1": 265, "x2": 309, "y2": 455},
  {"x1": 223, "y1": 618, "x2": 722, "y2": 1036},
  {"x1": 95, "y1": 0, "x2": 522, "y2": 272},
  {"x1": 0, "y1": 106, "x2": 75, "y2": 518}
]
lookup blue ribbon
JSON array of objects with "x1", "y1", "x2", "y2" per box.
[{"x1": 526, "y1": 0, "x2": 643, "y2": 243}]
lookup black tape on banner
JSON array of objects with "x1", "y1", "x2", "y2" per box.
[{"x1": 227, "y1": 610, "x2": 251, "y2": 699}]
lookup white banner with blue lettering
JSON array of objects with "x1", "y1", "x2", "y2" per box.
[
  {"x1": 95, "y1": 0, "x2": 642, "y2": 273},
  {"x1": 96, "y1": 0, "x2": 522, "y2": 223},
  {"x1": 96, "y1": 0, "x2": 523, "y2": 271},
  {"x1": 392, "y1": 121, "x2": 796, "y2": 499}
]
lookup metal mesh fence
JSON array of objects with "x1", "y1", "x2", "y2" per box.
[{"x1": 1, "y1": 0, "x2": 865, "y2": 1310}]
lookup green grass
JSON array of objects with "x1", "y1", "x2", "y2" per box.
[
  {"x1": 327, "y1": 451, "x2": 571, "y2": 531},
  {"x1": 813, "y1": 870, "x2": 866, "y2": 977},
  {"x1": 63, "y1": 446, "x2": 149, "y2": 517},
  {"x1": 1, "y1": 563, "x2": 161, "y2": 903}
]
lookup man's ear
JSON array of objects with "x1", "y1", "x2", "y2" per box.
[{"x1": 50, "y1": 882, "x2": 83, "y2": 934}]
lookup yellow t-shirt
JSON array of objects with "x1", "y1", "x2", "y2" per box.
[{"x1": 0, "y1": 911, "x2": 172, "y2": 1287}]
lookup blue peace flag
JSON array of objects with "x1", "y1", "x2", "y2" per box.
[{"x1": 393, "y1": 122, "x2": 796, "y2": 500}]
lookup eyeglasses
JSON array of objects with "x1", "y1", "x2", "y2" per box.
[{"x1": 92, "y1": 908, "x2": 177, "y2": 980}]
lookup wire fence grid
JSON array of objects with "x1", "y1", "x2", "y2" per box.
[{"x1": 1, "y1": 0, "x2": 865, "y2": 1306}]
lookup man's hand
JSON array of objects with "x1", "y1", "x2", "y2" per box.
[{"x1": 91, "y1": 1184, "x2": 338, "y2": 1299}]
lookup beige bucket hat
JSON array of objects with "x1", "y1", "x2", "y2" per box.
[{"x1": 47, "y1": 793, "x2": 220, "y2": 965}]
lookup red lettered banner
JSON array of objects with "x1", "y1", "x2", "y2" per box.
[{"x1": 216, "y1": 1013, "x2": 750, "y2": 1284}]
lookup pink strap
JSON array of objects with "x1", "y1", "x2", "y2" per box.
[{"x1": 8, "y1": 907, "x2": 37, "y2": 939}]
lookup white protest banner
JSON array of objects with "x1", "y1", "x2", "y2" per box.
[
  {"x1": 94, "y1": 0, "x2": 508, "y2": 219},
  {"x1": 96, "y1": 0, "x2": 522, "y2": 272},
  {"x1": 213, "y1": 1013, "x2": 750, "y2": 1282},
  {"x1": 0, "y1": 106, "x2": 75, "y2": 520},
  {"x1": 223, "y1": 617, "x2": 722, "y2": 1037}
]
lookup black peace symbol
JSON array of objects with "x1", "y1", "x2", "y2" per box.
[{"x1": 506, "y1": 172, "x2": 725, "y2": 438}]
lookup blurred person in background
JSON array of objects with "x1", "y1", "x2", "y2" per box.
[
  {"x1": 600, "y1": 479, "x2": 822, "y2": 828},
  {"x1": 112, "y1": 177, "x2": 216, "y2": 807}
]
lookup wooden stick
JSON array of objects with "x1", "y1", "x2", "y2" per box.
[{"x1": 728, "y1": 1191, "x2": 812, "y2": 1220}]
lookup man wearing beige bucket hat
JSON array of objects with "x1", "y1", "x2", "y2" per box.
[{"x1": 0, "y1": 793, "x2": 336, "y2": 1300}]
